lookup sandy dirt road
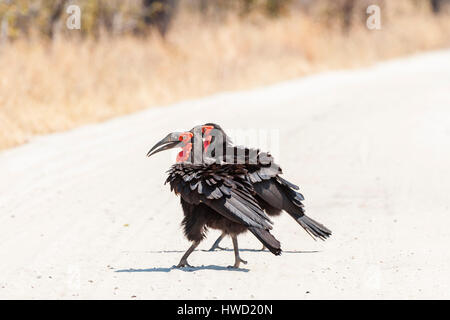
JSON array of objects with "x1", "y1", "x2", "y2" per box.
[{"x1": 1, "y1": 51, "x2": 450, "y2": 299}]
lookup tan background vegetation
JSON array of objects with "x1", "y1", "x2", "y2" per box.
[{"x1": 0, "y1": 0, "x2": 449, "y2": 150}]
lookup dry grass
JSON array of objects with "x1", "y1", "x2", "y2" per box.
[{"x1": 1, "y1": 3, "x2": 450, "y2": 151}]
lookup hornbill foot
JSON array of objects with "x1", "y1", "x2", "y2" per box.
[
  {"x1": 176, "y1": 260, "x2": 193, "y2": 268},
  {"x1": 209, "y1": 233, "x2": 227, "y2": 251},
  {"x1": 208, "y1": 244, "x2": 227, "y2": 251},
  {"x1": 228, "y1": 257, "x2": 247, "y2": 269},
  {"x1": 259, "y1": 245, "x2": 267, "y2": 251},
  {"x1": 176, "y1": 241, "x2": 200, "y2": 268}
]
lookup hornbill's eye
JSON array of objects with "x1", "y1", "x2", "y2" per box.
[{"x1": 179, "y1": 132, "x2": 193, "y2": 142}]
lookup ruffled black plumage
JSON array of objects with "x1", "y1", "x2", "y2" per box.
[{"x1": 167, "y1": 162, "x2": 282, "y2": 255}]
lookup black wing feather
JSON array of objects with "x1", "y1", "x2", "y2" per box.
[{"x1": 167, "y1": 163, "x2": 273, "y2": 230}]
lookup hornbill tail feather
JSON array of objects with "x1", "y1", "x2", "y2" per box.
[
  {"x1": 248, "y1": 227, "x2": 282, "y2": 256},
  {"x1": 295, "y1": 215, "x2": 332, "y2": 241}
]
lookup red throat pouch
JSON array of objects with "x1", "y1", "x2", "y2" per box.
[
  {"x1": 203, "y1": 127, "x2": 213, "y2": 153},
  {"x1": 176, "y1": 143, "x2": 192, "y2": 162},
  {"x1": 203, "y1": 137, "x2": 212, "y2": 152}
]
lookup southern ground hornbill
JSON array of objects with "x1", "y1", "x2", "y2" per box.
[{"x1": 147, "y1": 123, "x2": 331, "y2": 268}]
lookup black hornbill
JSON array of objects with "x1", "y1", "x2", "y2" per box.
[
  {"x1": 201, "y1": 123, "x2": 332, "y2": 251},
  {"x1": 147, "y1": 123, "x2": 331, "y2": 268}
]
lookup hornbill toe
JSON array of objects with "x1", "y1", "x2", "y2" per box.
[
  {"x1": 176, "y1": 260, "x2": 194, "y2": 268},
  {"x1": 228, "y1": 257, "x2": 247, "y2": 269},
  {"x1": 208, "y1": 245, "x2": 227, "y2": 251}
]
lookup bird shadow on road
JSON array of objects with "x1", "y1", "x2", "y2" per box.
[
  {"x1": 143, "y1": 249, "x2": 320, "y2": 254},
  {"x1": 115, "y1": 265, "x2": 250, "y2": 273},
  {"x1": 115, "y1": 249, "x2": 319, "y2": 273},
  {"x1": 202, "y1": 249, "x2": 320, "y2": 254}
]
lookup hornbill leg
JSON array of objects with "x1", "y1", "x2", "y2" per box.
[
  {"x1": 260, "y1": 245, "x2": 267, "y2": 251},
  {"x1": 176, "y1": 241, "x2": 200, "y2": 268},
  {"x1": 229, "y1": 235, "x2": 247, "y2": 268},
  {"x1": 208, "y1": 232, "x2": 227, "y2": 251}
]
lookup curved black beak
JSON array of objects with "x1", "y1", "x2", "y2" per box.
[{"x1": 147, "y1": 132, "x2": 183, "y2": 157}]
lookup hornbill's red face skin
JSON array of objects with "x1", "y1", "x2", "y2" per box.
[
  {"x1": 199, "y1": 123, "x2": 229, "y2": 153},
  {"x1": 147, "y1": 123, "x2": 235, "y2": 164},
  {"x1": 147, "y1": 125, "x2": 216, "y2": 163},
  {"x1": 200, "y1": 125, "x2": 214, "y2": 153}
]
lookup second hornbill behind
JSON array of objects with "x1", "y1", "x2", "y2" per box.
[{"x1": 147, "y1": 123, "x2": 331, "y2": 268}]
